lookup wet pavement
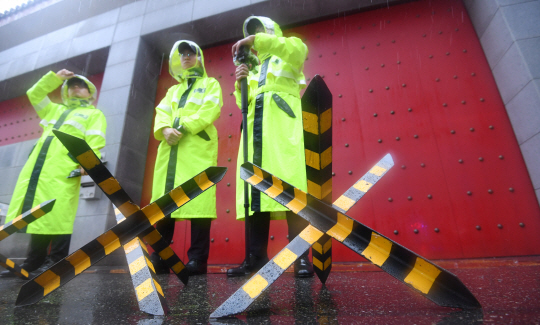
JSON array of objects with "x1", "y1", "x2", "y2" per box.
[{"x1": 1, "y1": 256, "x2": 539, "y2": 324}]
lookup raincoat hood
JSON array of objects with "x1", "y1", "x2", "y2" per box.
[
  {"x1": 243, "y1": 16, "x2": 283, "y2": 38},
  {"x1": 169, "y1": 40, "x2": 206, "y2": 82},
  {"x1": 60, "y1": 75, "x2": 97, "y2": 107}
]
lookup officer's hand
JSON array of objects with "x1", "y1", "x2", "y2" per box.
[
  {"x1": 162, "y1": 127, "x2": 183, "y2": 146},
  {"x1": 80, "y1": 167, "x2": 88, "y2": 176},
  {"x1": 56, "y1": 69, "x2": 75, "y2": 80},
  {"x1": 231, "y1": 35, "x2": 256, "y2": 59},
  {"x1": 235, "y1": 64, "x2": 251, "y2": 82}
]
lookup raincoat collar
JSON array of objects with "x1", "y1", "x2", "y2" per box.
[
  {"x1": 169, "y1": 40, "x2": 207, "y2": 82},
  {"x1": 60, "y1": 75, "x2": 97, "y2": 107}
]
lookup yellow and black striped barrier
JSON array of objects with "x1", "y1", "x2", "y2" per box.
[
  {"x1": 115, "y1": 207, "x2": 168, "y2": 315},
  {"x1": 137, "y1": 226, "x2": 188, "y2": 284},
  {"x1": 302, "y1": 74, "x2": 333, "y2": 283},
  {"x1": 210, "y1": 155, "x2": 393, "y2": 318},
  {"x1": 125, "y1": 237, "x2": 168, "y2": 315},
  {"x1": 234, "y1": 161, "x2": 480, "y2": 311},
  {"x1": 0, "y1": 254, "x2": 30, "y2": 279},
  {"x1": 0, "y1": 199, "x2": 56, "y2": 279},
  {"x1": 59, "y1": 130, "x2": 189, "y2": 284},
  {"x1": 16, "y1": 131, "x2": 226, "y2": 306},
  {"x1": 0, "y1": 199, "x2": 56, "y2": 242},
  {"x1": 60, "y1": 130, "x2": 189, "y2": 283}
]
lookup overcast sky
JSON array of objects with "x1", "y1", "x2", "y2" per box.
[{"x1": 0, "y1": 0, "x2": 30, "y2": 14}]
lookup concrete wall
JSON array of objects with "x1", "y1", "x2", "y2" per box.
[
  {"x1": 463, "y1": 0, "x2": 540, "y2": 203},
  {"x1": 0, "y1": 0, "x2": 404, "y2": 264}
]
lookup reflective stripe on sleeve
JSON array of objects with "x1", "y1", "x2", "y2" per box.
[
  {"x1": 157, "y1": 104, "x2": 172, "y2": 113},
  {"x1": 85, "y1": 130, "x2": 106, "y2": 140},
  {"x1": 40, "y1": 119, "x2": 57, "y2": 127},
  {"x1": 269, "y1": 69, "x2": 306, "y2": 85},
  {"x1": 34, "y1": 97, "x2": 51, "y2": 112}
]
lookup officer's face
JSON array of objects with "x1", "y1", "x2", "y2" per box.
[
  {"x1": 68, "y1": 81, "x2": 91, "y2": 99},
  {"x1": 180, "y1": 49, "x2": 197, "y2": 70},
  {"x1": 255, "y1": 25, "x2": 265, "y2": 34}
]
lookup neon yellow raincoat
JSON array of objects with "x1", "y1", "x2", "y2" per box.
[
  {"x1": 235, "y1": 17, "x2": 308, "y2": 219},
  {"x1": 5, "y1": 71, "x2": 107, "y2": 234},
  {"x1": 151, "y1": 40, "x2": 222, "y2": 219}
]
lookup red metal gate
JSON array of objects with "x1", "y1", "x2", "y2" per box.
[
  {"x1": 141, "y1": 0, "x2": 540, "y2": 264},
  {"x1": 3, "y1": 0, "x2": 535, "y2": 264}
]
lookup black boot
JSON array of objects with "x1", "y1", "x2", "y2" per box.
[
  {"x1": 226, "y1": 258, "x2": 250, "y2": 277},
  {"x1": 0, "y1": 270, "x2": 16, "y2": 278},
  {"x1": 186, "y1": 260, "x2": 208, "y2": 275},
  {"x1": 150, "y1": 252, "x2": 170, "y2": 275},
  {"x1": 294, "y1": 253, "x2": 314, "y2": 278},
  {"x1": 29, "y1": 258, "x2": 56, "y2": 278},
  {"x1": 226, "y1": 254, "x2": 269, "y2": 277}
]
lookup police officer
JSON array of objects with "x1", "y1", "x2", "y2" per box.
[
  {"x1": 1, "y1": 69, "x2": 106, "y2": 278},
  {"x1": 227, "y1": 16, "x2": 314, "y2": 278},
  {"x1": 150, "y1": 41, "x2": 222, "y2": 275}
]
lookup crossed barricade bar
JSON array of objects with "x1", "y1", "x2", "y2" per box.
[
  {"x1": 0, "y1": 200, "x2": 56, "y2": 279},
  {"x1": 16, "y1": 130, "x2": 227, "y2": 310},
  {"x1": 210, "y1": 161, "x2": 481, "y2": 318}
]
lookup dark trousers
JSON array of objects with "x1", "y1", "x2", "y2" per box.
[
  {"x1": 24, "y1": 234, "x2": 71, "y2": 269},
  {"x1": 155, "y1": 216, "x2": 212, "y2": 262},
  {"x1": 249, "y1": 211, "x2": 309, "y2": 259}
]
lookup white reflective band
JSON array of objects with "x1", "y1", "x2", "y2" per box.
[
  {"x1": 86, "y1": 129, "x2": 106, "y2": 140},
  {"x1": 157, "y1": 103, "x2": 172, "y2": 113},
  {"x1": 63, "y1": 120, "x2": 86, "y2": 133},
  {"x1": 34, "y1": 96, "x2": 51, "y2": 112},
  {"x1": 172, "y1": 97, "x2": 180, "y2": 105},
  {"x1": 271, "y1": 69, "x2": 295, "y2": 79},
  {"x1": 40, "y1": 119, "x2": 57, "y2": 127},
  {"x1": 186, "y1": 97, "x2": 204, "y2": 105},
  {"x1": 270, "y1": 69, "x2": 305, "y2": 85},
  {"x1": 271, "y1": 58, "x2": 303, "y2": 76},
  {"x1": 207, "y1": 96, "x2": 220, "y2": 105},
  {"x1": 186, "y1": 96, "x2": 220, "y2": 106}
]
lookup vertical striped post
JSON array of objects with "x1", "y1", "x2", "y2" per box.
[
  {"x1": 125, "y1": 237, "x2": 168, "y2": 315},
  {"x1": 115, "y1": 206, "x2": 168, "y2": 315},
  {"x1": 301, "y1": 75, "x2": 333, "y2": 283}
]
